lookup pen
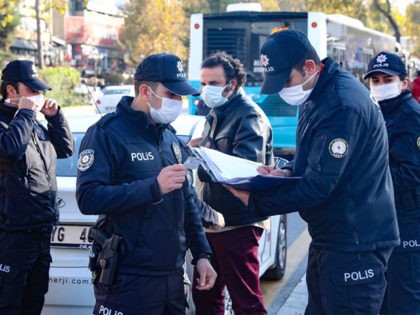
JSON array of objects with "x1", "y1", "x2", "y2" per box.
[{"x1": 272, "y1": 158, "x2": 280, "y2": 169}]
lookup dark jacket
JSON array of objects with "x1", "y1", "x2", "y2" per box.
[
  {"x1": 0, "y1": 103, "x2": 74, "y2": 231},
  {"x1": 249, "y1": 58, "x2": 400, "y2": 252},
  {"x1": 378, "y1": 91, "x2": 420, "y2": 247},
  {"x1": 198, "y1": 91, "x2": 273, "y2": 226},
  {"x1": 76, "y1": 96, "x2": 211, "y2": 276}
]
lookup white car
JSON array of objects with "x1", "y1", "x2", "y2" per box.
[
  {"x1": 43, "y1": 114, "x2": 287, "y2": 315},
  {"x1": 95, "y1": 85, "x2": 135, "y2": 114}
]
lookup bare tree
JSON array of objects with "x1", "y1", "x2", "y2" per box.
[{"x1": 373, "y1": 0, "x2": 401, "y2": 43}]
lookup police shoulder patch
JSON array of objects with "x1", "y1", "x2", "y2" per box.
[
  {"x1": 34, "y1": 124, "x2": 46, "y2": 141},
  {"x1": 417, "y1": 136, "x2": 420, "y2": 150},
  {"x1": 78, "y1": 149, "x2": 95, "y2": 172},
  {"x1": 328, "y1": 138, "x2": 349, "y2": 158}
]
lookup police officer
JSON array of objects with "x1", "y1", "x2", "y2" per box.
[
  {"x1": 76, "y1": 53, "x2": 216, "y2": 315},
  {"x1": 226, "y1": 30, "x2": 399, "y2": 315},
  {"x1": 0, "y1": 60, "x2": 74, "y2": 314},
  {"x1": 364, "y1": 51, "x2": 420, "y2": 315}
]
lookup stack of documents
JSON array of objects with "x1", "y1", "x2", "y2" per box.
[{"x1": 192, "y1": 147, "x2": 300, "y2": 192}]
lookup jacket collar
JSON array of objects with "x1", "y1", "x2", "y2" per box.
[
  {"x1": 116, "y1": 95, "x2": 168, "y2": 133},
  {"x1": 307, "y1": 57, "x2": 340, "y2": 102},
  {"x1": 0, "y1": 100, "x2": 19, "y2": 123},
  {"x1": 212, "y1": 89, "x2": 246, "y2": 116},
  {"x1": 378, "y1": 90, "x2": 412, "y2": 115}
]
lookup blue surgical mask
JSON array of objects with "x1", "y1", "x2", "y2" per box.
[
  {"x1": 148, "y1": 88, "x2": 183, "y2": 124},
  {"x1": 201, "y1": 85, "x2": 229, "y2": 108}
]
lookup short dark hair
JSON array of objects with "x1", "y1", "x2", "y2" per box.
[
  {"x1": 399, "y1": 74, "x2": 407, "y2": 81},
  {"x1": 201, "y1": 51, "x2": 247, "y2": 87},
  {"x1": 0, "y1": 81, "x2": 19, "y2": 100},
  {"x1": 293, "y1": 46, "x2": 321, "y2": 76},
  {"x1": 133, "y1": 80, "x2": 159, "y2": 97}
]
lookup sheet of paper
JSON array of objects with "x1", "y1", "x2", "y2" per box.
[{"x1": 193, "y1": 147, "x2": 260, "y2": 181}]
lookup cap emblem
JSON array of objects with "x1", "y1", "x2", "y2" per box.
[
  {"x1": 176, "y1": 61, "x2": 186, "y2": 78},
  {"x1": 373, "y1": 54, "x2": 389, "y2": 70},
  {"x1": 260, "y1": 54, "x2": 274, "y2": 72},
  {"x1": 376, "y1": 54, "x2": 387, "y2": 63},
  {"x1": 31, "y1": 64, "x2": 39, "y2": 78},
  {"x1": 177, "y1": 61, "x2": 184, "y2": 72}
]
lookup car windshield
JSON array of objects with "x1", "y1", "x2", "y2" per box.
[
  {"x1": 56, "y1": 132, "x2": 85, "y2": 177},
  {"x1": 103, "y1": 88, "x2": 131, "y2": 95}
]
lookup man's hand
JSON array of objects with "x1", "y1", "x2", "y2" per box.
[
  {"x1": 41, "y1": 98, "x2": 59, "y2": 117},
  {"x1": 157, "y1": 164, "x2": 186, "y2": 194},
  {"x1": 188, "y1": 136, "x2": 204, "y2": 148},
  {"x1": 18, "y1": 96, "x2": 37, "y2": 111},
  {"x1": 188, "y1": 136, "x2": 211, "y2": 148},
  {"x1": 195, "y1": 258, "x2": 217, "y2": 291},
  {"x1": 209, "y1": 211, "x2": 225, "y2": 231},
  {"x1": 224, "y1": 185, "x2": 250, "y2": 206},
  {"x1": 257, "y1": 165, "x2": 292, "y2": 177}
]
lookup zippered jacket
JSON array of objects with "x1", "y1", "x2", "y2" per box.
[
  {"x1": 0, "y1": 103, "x2": 74, "y2": 231},
  {"x1": 249, "y1": 58, "x2": 400, "y2": 252}
]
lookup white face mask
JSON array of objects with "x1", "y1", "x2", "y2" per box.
[
  {"x1": 148, "y1": 88, "x2": 183, "y2": 124},
  {"x1": 26, "y1": 94, "x2": 45, "y2": 113},
  {"x1": 201, "y1": 85, "x2": 229, "y2": 108},
  {"x1": 278, "y1": 72, "x2": 318, "y2": 106},
  {"x1": 5, "y1": 94, "x2": 44, "y2": 112},
  {"x1": 370, "y1": 81, "x2": 401, "y2": 102}
]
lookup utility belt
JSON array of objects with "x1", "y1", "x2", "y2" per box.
[{"x1": 88, "y1": 226, "x2": 123, "y2": 286}]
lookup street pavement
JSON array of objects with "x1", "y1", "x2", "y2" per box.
[{"x1": 274, "y1": 274, "x2": 307, "y2": 315}]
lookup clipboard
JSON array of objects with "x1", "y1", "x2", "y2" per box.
[{"x1": 191, "y1": 147, "x2": 300, "y2": 192}]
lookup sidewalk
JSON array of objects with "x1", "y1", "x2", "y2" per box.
[{"x1": 275, "y1": 274, "x2": 307, "y2": 315}]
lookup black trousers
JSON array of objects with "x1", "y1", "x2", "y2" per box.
[
  {"x1": 93, "y1": 270, "x2": 187, "y2": 315},
  {"x1": 0, "y1": 229, "x2": 51, "y2": 315},
  {"x1": 305, "y1": 243, "x2": 392, "y2": 315}
]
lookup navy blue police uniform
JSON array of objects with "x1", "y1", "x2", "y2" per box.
[
  {"x1": 76, "y1": 96, "x2": 212, "y2": 315},
  {"x1": 364, "y1": 52, "x2": 420, "y2": 314},
  {"x1": 247, "y1": 31, "x2": 399, "y2": 315},
  {"x1": 377, "y1": 90, "x2": 420, "y2": 314},
  {"x1": 0, "y1": 60, "x2": 74, "y2": 314}
]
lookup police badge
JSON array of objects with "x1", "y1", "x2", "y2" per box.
[
  {"x1": 329, "y1": 138, "x2": 349, "y2": 158},
  {"x1": 78, "y1": 149, "x2": 95, "y2": 171},
  {"x1": 172, "y1": 143, "x2": 183, "y2": 164},
  {"x1": 34, "y1": 124, "x2": 46, "y2": 141}
]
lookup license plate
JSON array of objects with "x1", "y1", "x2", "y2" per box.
[{"x1": 51, "y1": 225, "x2": 92, "y2": 248}]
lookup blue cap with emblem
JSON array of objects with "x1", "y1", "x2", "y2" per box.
[
  {"x1": 260, "y1": 30, "x2": 312, "y2": 94},
  {"x1": 364, "y1": 51, "x2": 407, "y2": 79},
  {"x1": 1, "y1": 60, "x2": 51, "y2": 91},
  {"x1": 134, "y1": 53, "x2": 200, "y2": 96}
]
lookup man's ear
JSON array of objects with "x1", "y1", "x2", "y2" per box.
[
  {"x1": 401, "y1": 77, "x2": 410, "y2": 91},
  {"x1": 223, "y1": 78, "x2": 237, "y2": 97},
  {"x1": 5, "y1": 84, "x2": 18, "y2": 98},
  {"x1": 303, "y1": 60, "x2": 317, "y2": 76},
  {"x1": 138, "y1": 84, "x2": 151, "y2": 102}
]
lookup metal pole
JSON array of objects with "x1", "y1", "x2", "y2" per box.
[{"x1": 35, "y1": 0, "x2": 43, "y2": 68}]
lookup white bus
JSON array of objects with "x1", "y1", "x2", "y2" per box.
[{"x1": 188, "y1": 11, "x2": 397, "y2": 157}]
